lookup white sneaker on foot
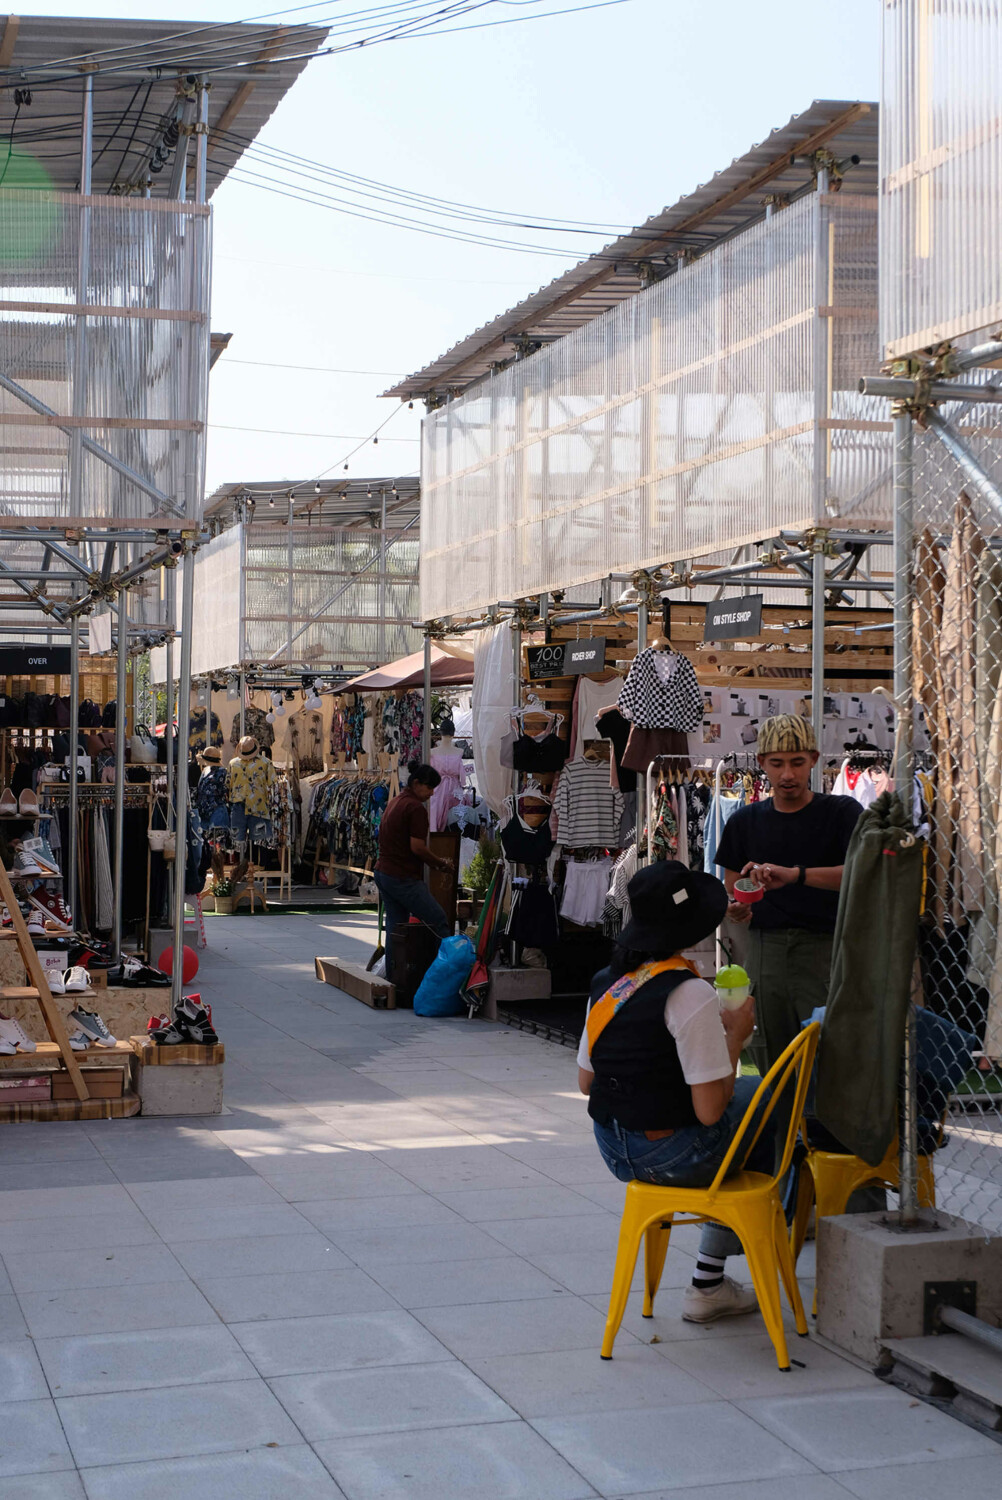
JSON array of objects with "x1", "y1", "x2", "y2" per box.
[{"x1": 682, "y1": 1275, "x2": 758, "y2": 1323}]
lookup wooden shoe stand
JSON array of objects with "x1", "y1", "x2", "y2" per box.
[{"x1": 0, "y1": 863, "x2": 139, "y2": 1121}]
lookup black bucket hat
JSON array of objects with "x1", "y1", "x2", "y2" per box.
[{"x1": 618, "y1": 860, "x2": 728, "y2": 955}]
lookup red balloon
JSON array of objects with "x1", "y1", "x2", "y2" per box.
[{"x1": 157, "y1": 945, "x2": 199, "y2": 983}]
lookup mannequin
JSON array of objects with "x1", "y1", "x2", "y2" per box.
[
  {"x1": 429, "y1": 718, "x2": 465, "y2": 832},
  {"x1": 227, "y1": 734, "x2": 277, "y2": 885}
]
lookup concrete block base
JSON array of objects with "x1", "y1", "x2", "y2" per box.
[
  {"x1": 816, "y1": 1208, "x2": 1002, "y2": 1364},
  {"x1": 138, "y1": 1063, "x2": 224, "y2": 1116}
]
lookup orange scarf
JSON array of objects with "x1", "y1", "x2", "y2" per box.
[{"x1": 585, "y1": 955, "x2": 698, "y2": 1057}]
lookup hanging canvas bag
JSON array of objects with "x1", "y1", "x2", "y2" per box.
[{"x1": 130, "y1": 725, "x2": 158, "y2": 764}]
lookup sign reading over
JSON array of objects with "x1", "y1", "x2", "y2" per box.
[
  {"x1": 703, "y1": 595, "x2": 763, "y2": 642},
  {"x1": 0, "y1": 646, "x2": 72, "y2": 674},
  {"x1": 527, "y1": 638, "x2": 608, "y2": 680}
]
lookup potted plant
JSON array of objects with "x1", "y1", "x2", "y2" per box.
[{"x1": 213, "y1": 878, "x2": 235, "y2": 915}]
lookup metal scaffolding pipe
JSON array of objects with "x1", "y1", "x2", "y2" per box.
[
  {"x1": 811, "y1": 545, "x2": 825, "y2": 789},
  {"x1": 858, "y1": 375, "x2": 1002, "y2": 403},
  {"x1": 950, "y1": 338, "x2": 1002, "y2": 374},
  {"x1": 938, "y1": 1304, "x2": 1002, "y2": 1354},
  {"x1": 68, "y1": 73, "x2": 92, "y2": 518},
  {"x1": 422, "y1": 634, "x2": 432, "y2": 763},
  {"x1": 68, "y1": 613, "x2": 80, "y2": 928},
  {"x1": 925, "y1": 410, "x2": 1002, "y2": 524},
  {"x1": 111, "y1": 590, "x2": 128, "y2": 957},
  {"x1": 636, "y1": 600, "x2": 648, "y2": 860}
]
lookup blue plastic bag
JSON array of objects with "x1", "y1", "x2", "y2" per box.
[{"x1": 413, "y1": 934, "x2": 475, "y2": 1018}]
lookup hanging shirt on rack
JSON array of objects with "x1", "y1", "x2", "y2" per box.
[
  {"x1": 618, "y1": 648, "x2": 703, "y2": 731},
  {"x1": 553, "y1": 758, "x2": 624, "y2": 849},
  {"x1": 561, "y1": 856, "x2": 614, "y2": 926},
  {"x1": 511, "y1": 726, "x2": 567, "y2": 773},
  {"x1": 573, "y1": 678, "x2": 623, "y2": 758}
]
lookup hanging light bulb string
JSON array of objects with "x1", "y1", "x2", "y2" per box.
[{"x1": 298, "y1": 401, "x2": 410, "y2": 490}]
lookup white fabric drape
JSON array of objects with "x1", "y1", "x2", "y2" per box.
[{"x1": 472, "y1": 623, "x2": 515, "y2": 817}]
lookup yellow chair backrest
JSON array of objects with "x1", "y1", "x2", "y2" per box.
[{"x1": 705, "y1": 1022, "x2": 821, "y2": 1201}]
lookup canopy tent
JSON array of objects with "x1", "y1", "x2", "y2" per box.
[{"x1": 341, "y1": 644, "x2": 474, "y2": 692}]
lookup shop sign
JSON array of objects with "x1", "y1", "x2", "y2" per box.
[
  {"x1": 0, "y1": 646, "x2": 72, "y2": 674},
  {"x1": 703, "y1": 595, "x2": 763, "y2": 641},
  {"x1": 527, "y1": 638, "x2": 608, "y2": 679}
]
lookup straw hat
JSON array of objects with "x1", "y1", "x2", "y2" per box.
[
  {"x1": 200, "y1": 746, "x2": 222, "y2": 765},
  {"x1": 238, "y1": 735, "x2": 259, "y2": 756}
]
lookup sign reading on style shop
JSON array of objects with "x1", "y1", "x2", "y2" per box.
[
  {"x1": 703, "y1": 595, "x2": 763, "y2": 641},
  {"x1": 527, "y1": 638, "x2": 608, "y2": 680}
]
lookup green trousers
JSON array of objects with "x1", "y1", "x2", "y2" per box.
[{"x1": 744, "y1": 928, "x2": 833, "y2": 1075}]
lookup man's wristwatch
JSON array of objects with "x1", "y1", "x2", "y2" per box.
[{"x1": 797, "y1": 864, "x2": 807, "y2": 885}]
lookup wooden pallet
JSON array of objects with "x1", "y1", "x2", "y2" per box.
[
  {"x1": 0, "y1": 1091, "x2": 141, "y2": 1122},
  {"x1": 130, "y1": 1036, "x2": 225, "y2": 1066}
]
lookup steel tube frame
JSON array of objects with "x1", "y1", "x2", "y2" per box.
[
  {"x1": 422, "y1": 634, "x2": 432, "y2": 763},
  {"x1": 68, "y1": 612, "x2": 80, "y2": 927},
  {"x1": 169, "y1": 76, "x2": 209, "y2": 1014},
  {"x1": 859, "y1": 376, "x2": 1002, "y2": 403},
  {"x1": 68, "y1": 74, "x2": 92, "y2": 519},
  {"x1": 111, "y1": 589, "x2": 128, "y2": 957},
  {"x1": 924, "y1": 410, "x2": 1002, "y2": 524},
  {"x1": 811, "y1": 542, "x2": 826, "y2": 791},
  {"x1": 636, "y1": 599, "x2": 648, "y2": 861}
]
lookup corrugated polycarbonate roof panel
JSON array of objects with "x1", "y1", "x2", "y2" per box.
[
  {"x1": 0, "y1": 13, "x2": 328, "y2": 198},
  {"x1": 386, "y1": 100, "x2": 878, "y2": 403}
]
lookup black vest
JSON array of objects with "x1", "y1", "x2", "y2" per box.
[{"x1": 587, "y1": 967, "x2": 701, "y2": 1131}]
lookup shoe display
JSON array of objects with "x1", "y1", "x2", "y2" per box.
[
  {"x1": 20, "y1": 836, "x2": 61, "y2": 879},
  {"x1": 107, "y1": 957, "x2": 170, "y2": 989},
  {"x1": 67, "y1": 1008, "x2": 117, "y2": 1047},
  {"x1": 0, "y1": 1035, "x2": 15, "y2": 1056},
  {"x1": 10, "y1": 849, "x2": 43, "y2": 879},
  {"x1": 0, "y1": 1015, "x2": 37, "y2": 1053},
  {"x1": 25, "y1": 909, "x2": 45, "y2": 939},
  {"x1": 0, "y1": 787, "x2": 16, "y2": 818},
  {"x1": 25, "y1": 887, "x2": 73, "y2": 933},
  {"x1": 46, "y1": 970, "x2": 66, "y2": 995},
  {"x1": 174, "y1": 995, "x2": 218, "y2": 1045},
  {"x1": 681, "y1": 1276, "x2": 759, "y2": 1324},
  {"x1": 147, "y1": 1013, "x2": 170, "y2": 1033},
  {"x1": 17, "y1": 789, "x2": 40, "y2": 818},
  {"x1": 150, "y1": 1019, "x2": 188, "y2": 1045},
  {"x1": 66, "y1": 1029, "x2": 90, "y2": 1051},
  {"x1": 70, "y1": 940, "x2": 114, "y2": 971},
  {"x1": 62, "y1": 967, "x2": 90, "y2": 994}
]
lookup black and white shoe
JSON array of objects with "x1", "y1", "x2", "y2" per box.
[
  {"x1": 174, "y1": 996, "x2": 218, "y2": 1045},
  {"x1": 107, "y1": 958, "x2": 170, "y2": 989},
  {"x1": 150, "y1": 1019, "x2": 187, "y2": 1045}
]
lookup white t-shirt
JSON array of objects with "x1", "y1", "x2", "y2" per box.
[{"x1": 577, "y1": 975, "x2": 733, "y2": 1086}]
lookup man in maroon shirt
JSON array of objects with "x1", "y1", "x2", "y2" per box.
[{"x1": 374, "y1": 761, "x2": 454, "y2": 971}]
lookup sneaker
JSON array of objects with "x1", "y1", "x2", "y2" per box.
[
  {"x1": 21, "y1": 836, "x2": 61, "y2": 878},
  {"x1": 26, "y1": 887, "x2": 73, "y2": 932},
  {"x1": 682, "y1": 1276, "x2": 759, "y2": 1324},
  {"x1": 66, "y1": 1029, "x2": 90, "y2": 1051},
  {"x1": 10, "y1": 849, "x2": 43, "y2": 879},
  {"x1": 150, "y1": 1019, "x2": 188, "y2": 1045},
  {"x1": 147, "y1": 1013, "x2": 170, "y2": 1034},
  {"x1": 68, "y1": 1008, "x2": 117, "y2": 1047},
  {"x1": 180, "y1": 1011, "x2": 218, "y2": 1045},
  {"x1": 46, "y1": 969, "x2": 66, "y2": 995},
  {"x1": 0, "y1": 787, "x2": 16, "y2": 817},
  {"x1": 0, "y1": 1015, "x2": 37, "y2": 1053},
  {"x1": 17, "y1": 789, "x2": 39, "y2": 818},
  {"x1": 176, "y1": 993, "x2": 211, "y2": 1024},
  {"x1": 107, "y1": 957, "x2": 170, "y2": 989},
  {"x1": 25, "y1": 908, "x2": 45, "y2": 939},
  {"x1": 70, "y1": 941, "x2": 113, "y2": 971},
  {"x1": 62, "y1": 967, "x2": 90, "y2": 994},
  {"x1": 0, "y1": 1035, "x2": 15, "y2": 1056}
]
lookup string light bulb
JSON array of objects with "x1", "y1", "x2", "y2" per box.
[
  {"x1": 268, "y1": 493, "x2": 275, "y2": 508},
  {"x1": 314, "y1": 482, "x2": 321, "y2": 494}
]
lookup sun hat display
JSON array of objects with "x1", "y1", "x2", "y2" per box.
[
  {"x1": 238, "y1": 735, "x2": 259, "y2": 756},
  {"x1": 617, "y1": 860, "x2": 728, "y2": 955},
  {"x1": 200, "y1": 746, "x2": 222, "y2": 764},
  {"x1": 756, "y1": 713, "x2": 818, "y2": 754}
]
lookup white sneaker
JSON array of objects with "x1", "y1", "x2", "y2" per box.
[
  {"x1": 0, "y1": 1036, "x2": 15, "y2": 1056},
  {"x1": 0, "y1": 1014, "x2": 37, "y2": 1053},
  {"x1": 62, "y1": 967, "x2": 90, "y2": 994},
  {"x1": 682, "y1": 1276, "x2": 759, "y2": 1323},
  {"x1": 66, "y1": 1029, "x2": 90, "y2": 1051},
  {"x1": 26, "y1": 909, "x2": 45, "y2": 938},
  {"x1": 47, "y1": 970, "x2": 66, "y2": 995}
]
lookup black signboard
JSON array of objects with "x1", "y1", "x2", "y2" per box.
[
  {"x1": 527, "y1": 638, "x2": 608, "y2": 680},
  {"x1": 703, "y1": 595, "x2": 763, "y2": 642},
  {"x1": 0, "y1": 646, "x2": 72, "y2": 674}
]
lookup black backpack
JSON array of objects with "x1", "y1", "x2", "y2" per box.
[
  {"x1": 22, "y1": 692, "x2": 42, "y2": 728},
  {"x1": 102, "y1": 700, "x2": 117, "y2": 728},
  {"x1": 79, "y1": 699, "x2": 102, "y2": 728}
]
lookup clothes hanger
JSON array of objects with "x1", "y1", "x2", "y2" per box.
[{"x1": 649, "y1": 600, "x2": 675, "y2": 653}]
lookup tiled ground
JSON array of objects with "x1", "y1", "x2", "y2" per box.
[{"x1": 1, "y1": 908, "x2": 1001, "y2": 1498}]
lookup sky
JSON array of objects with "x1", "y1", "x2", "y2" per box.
[{"x1": 12, "y1": 0, "x2": 880, "y2": 495}]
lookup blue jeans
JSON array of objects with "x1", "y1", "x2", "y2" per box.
[
  {"x1": 593, "y1": 1076, "x2": 775, "y2": 1260},
  {"x1": 373, "y1": 871, "x2": 450, "y2": 971},
  {"x1": 230, "y1": 804, "x2": 272, "y2": 846}
]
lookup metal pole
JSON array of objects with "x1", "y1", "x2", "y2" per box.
[
  {"x1": 67, "y1": 614, "x2": 80, "y2": 927},
  {"x1": 511, "y1": 618, "x2": 521, "y2": 798},
  {"x1": 811, "y1": 542, "x2": 826, "y2": 791},
  {"x1": 892, "y1": 405, "x2": 920, "y2": 1225},
  {"x1": 165, "y1": 576, "x2": 175, "y2": 836},
  {"x1": 636, "y1": 598, "x2": 648, "y2": 860},
  {"x1": 239, "y1": 669, "x2": 246, "y2": 738},
  {"x1": 379, "y1": 489, "x2": 387, "y2": 663},
  {"x1": 68, "y1": 74, "x2": 93, "y2": 516},
  {"x1": 924, "y1": 410, "x2": 1002, "y2": 524},
  {"x1": 421, "y1": 633, "x2": 432, "y2": 762},
  {"x1": 286, "y1": 498, "x2": 294, "y2": 666},
  {"x1": 111, "y1": 589, "x2": 128, "y2": 956}
]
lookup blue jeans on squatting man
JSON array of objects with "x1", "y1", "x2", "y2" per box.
[
  {"x1": 373, "y1": 871, "x2": 451, "y2": 971},
  {"x1": 593, "y1": 1076, "x2": 775, "y2": 1260}
]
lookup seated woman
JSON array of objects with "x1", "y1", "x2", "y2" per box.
[{"x1": 578, "y1": 860, "x2": 769, "y2": 1323}]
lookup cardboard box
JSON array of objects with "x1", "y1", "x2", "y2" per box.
[
  {"x1": 0, "y1": 1075, "x2": 51, "y2": 1103},
  {"x1": 52, "y1": 1068, "x2": 124, "y2": 1101},
  {"x1": 315, "y1": 956, "x2": 396, "y2": 1009}
]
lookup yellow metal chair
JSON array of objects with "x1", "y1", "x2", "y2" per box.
[
  {"x1": 790, "y1": 1133, "x2": 937, "y2": 1265},
  {"x1": 599, "y1": 1022, "x2": 820, "y2": 1373}
]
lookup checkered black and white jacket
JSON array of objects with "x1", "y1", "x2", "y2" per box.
[{"x1": 617, "y1": 648, "x2": 704, "y2": 731}]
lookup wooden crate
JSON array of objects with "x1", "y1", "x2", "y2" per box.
[
  {"x1": 52, "y1": 1067, "x2": 124, "y2": 1101},
  {"x1": 315, "y1": 956, "x2": 396, "y2": 1009},
  {"x1": 131, "y1": 1036, "x2": 225, "y2": 1067}
]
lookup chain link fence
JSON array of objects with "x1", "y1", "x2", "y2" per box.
[{"x1": 904, "y1": 400, "x2": 1002, "y2": 1234}]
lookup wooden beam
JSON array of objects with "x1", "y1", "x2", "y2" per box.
[{"x1": 0, "y1": 15, "x2": 19, "y2": 67}]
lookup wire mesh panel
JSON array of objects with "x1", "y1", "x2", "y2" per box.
[
  {"x1": 881, "y1": 0, "x2": 1002, "y2": 358},
  {"x1": 0, "y1": 190, "x2": 211, "y2": 524},
  {"x1": 421, "y1": 192, "x2": 890, "y2": 620},
  {"x1": 908, "y1": 405, "x2": 1002, "y2": 1233}
]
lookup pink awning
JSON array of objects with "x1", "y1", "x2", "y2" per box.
[{"x1": 340, "y1": 643, "x2": 474, "y2": 692}]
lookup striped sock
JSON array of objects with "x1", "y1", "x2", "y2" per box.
[{"x1": 692, "y1": 1252, "x2": 726, "y2": 1290}]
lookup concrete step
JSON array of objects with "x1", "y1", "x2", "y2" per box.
[{"x1": 882, "y1": 1331, "x2": 1002, "y2": 1431}]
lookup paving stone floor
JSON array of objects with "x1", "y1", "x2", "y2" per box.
[{"x1": 2, "y1": 908, "x2": 1001, "y2": 1498}]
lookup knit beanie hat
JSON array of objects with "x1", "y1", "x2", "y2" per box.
[{"x1": 756, "y1": 714, "x2": 817, "y2": 754}]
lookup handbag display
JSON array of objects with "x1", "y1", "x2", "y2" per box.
[
  {"x1": 130, "y1": 725, "x2": 158, "y2": 764},
  {"x1": 79, "y1": 699, "x2": 102, "y2": 728}
]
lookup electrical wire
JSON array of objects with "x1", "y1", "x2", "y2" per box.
[
  {"x1": 219, "y1": 358, "x2": 407, "y2": 375},
  {"x1": 0, "y1": 93, "x2": 23, "y2": 189},
  {"x1": 210, "y1": 423, "x2": 419, "y2": 438}
]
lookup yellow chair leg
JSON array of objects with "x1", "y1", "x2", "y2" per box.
[
  {"x1": 642, "y1": 1217, "x2": 673, "y2": 1318},
  {"x1": 774, "y1": 1201, "x2": 808, "y2": 1336},
  {"x1": 790, "y1": 1160, "x2": 815, "y2": 1264},
  {"x1": 918, "y1": 1157, "x2": 936, "y2": 1208},
  {"x1": 600, "y1": 1194, "x2": 646, "y2": 1360},
  {"x1": 739, "y1": 1202, "x2": 792, "y2": 1371}
]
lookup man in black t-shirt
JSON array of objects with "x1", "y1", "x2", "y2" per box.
[{"x1": 715, "y1": 714, "x2": 862, "y2": 1072}]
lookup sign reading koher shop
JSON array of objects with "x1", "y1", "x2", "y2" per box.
[
  {"x1": 526, "y1": 638, "x2": 608, "y2": 679},
  {"x1": 703, "y1": 595, "x2": 763, "y2": 641},
  {"x1": 0, "y1": 646, "x2": 72, "y2": 674}
]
